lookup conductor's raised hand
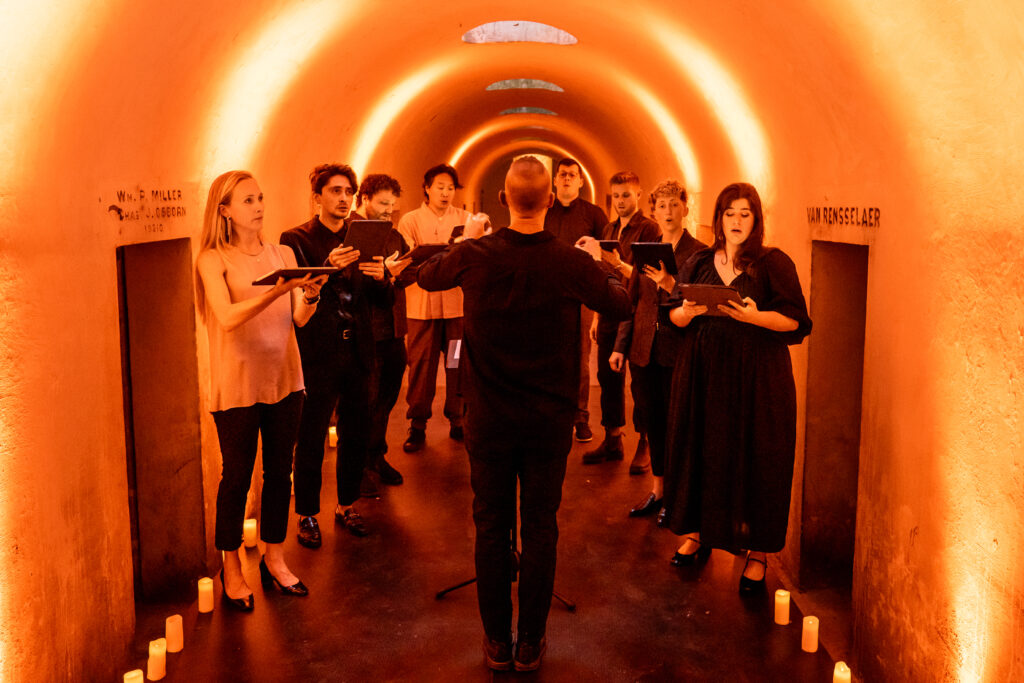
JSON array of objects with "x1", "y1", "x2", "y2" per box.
[
  {"x1": 609, "y1": 351, "x2": 625, "y2": 373},
  {"x1": 464, "y1": 212, "x2": 491, "y2": 240},
  {"x1": 719, "y1": 296, "x2": 758, "y2": 323},
  {"x1": 327, "y1": 245, "x2": 360, "y2": 269},
  {"x1": 358, "y1": 255, "x2": 387, "y2": 281},
  {"x1": 383, "y1": 250, "x2": 409, "y2": 277},
  {"x1": 575, "y1": 236, "x2": 601, "y2": 261}
]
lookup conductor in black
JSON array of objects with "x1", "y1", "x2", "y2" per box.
[{"x1": 418, "y1": 157, "x2": 631, "y2": 672}]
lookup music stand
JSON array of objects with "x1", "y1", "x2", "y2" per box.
[{"x1": 435, "y1": 505, "x2": 576, "y2": 612}]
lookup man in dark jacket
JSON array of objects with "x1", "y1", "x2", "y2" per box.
[
  {"x1": 281, "y1": 164, "x2": 387, "y2": 548},
  {"x1": 418, "y1": 157, "x2": 630, "y2": 673}
]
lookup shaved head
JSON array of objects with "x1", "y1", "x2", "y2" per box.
[{"x1": 503, "y1": 156, "x2": 553, "y2": 217}]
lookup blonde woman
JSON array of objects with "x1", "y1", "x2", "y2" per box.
[{"x1": 194, "y1": 171, "x2": 325, "y2": 609}]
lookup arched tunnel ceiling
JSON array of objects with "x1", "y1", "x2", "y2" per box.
[
  {"x1": 3, "y1": 0, "x2": 994, "y2": 231},
  {"x1": 199, "y1": 0, "x2": 809, "y2": 217}
]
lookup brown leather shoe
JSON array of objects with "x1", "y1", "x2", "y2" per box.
[
  {"x1": 514, "y1": 636, "x2": 547, "y2": 672},
  {"x1": 582, "y1": 434, "x2": 624, "y2": 464},
  {"x1": 629, "y1": 434, "x2": 650, "y2": 474},
  {"x1": 482, "y1": 636, "x2": 513, "y2": 671}
]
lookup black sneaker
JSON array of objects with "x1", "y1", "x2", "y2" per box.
[
  {"x1": 403, "y1": 427, "x2": 426, "y2": 453},
  {"x1": 574, "y1": 422, "x2": 593, "y2": 442},
  {"x1": 482, "y1": 636, "x2": 513, "y2": 671},
  {"x1": 376, "y1": 457, "x2": 404, "y2": 485},
  {"x1": 296, "y1": 516, "x2": 321, "y2": 549},
  {"x1": 513, "y1": 636, "x2": 547, "y2": 672}
]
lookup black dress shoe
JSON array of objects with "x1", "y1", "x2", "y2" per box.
[
  {"x1": 376, "y1": 457, "x2": 404, "y2": 485},
  {"x1": 482, "y1": 636, "x2": 513, "y2": 671},
  {"x1": 656, "y1": 508, "x2": 669, "y2": 527},
  {"x1": 739, "y1": 553, "x2": 767, "y2": 594},
  {"x1": 296, "y1": 515, "x2": 321, "y2": 549},
  {"x1": 670, "y1": 538, "x2": 711, "y2": 566},
  {"x1": 259, "y1": 557, "x2": 309, "y2": 596},
  {"x1": 629, "y1": 493, "x2": 663, "y2": 517},
  {"x1": 219, "y1": 569, "x2": 254, "y2": 612},
  {"x1": 336, "y1": 508, "x2": 370, "y2": 537},
  {"x1": 403, "y1": 427, "x2": 426, "y2": 453},
  {"x1": 513, "y1": 636, "x2": 547, "y2": 672}
]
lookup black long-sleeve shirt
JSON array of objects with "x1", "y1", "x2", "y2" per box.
[
  {"x1": 542, "y1": 196, "x2": 607, "y2": 246},
  {"x1": 417, "y1": 228, "x2": 630, "y2": 456},
  {"x1": 279, "y1": 216, "x2": 381, "y2": 368}
]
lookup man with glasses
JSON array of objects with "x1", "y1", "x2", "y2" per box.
[{"x1": 542, "y1": 157, "x2": 608, "y2": 443}]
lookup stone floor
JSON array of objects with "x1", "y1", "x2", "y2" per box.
[{"x1": 127, "y1": 392, "x2": 843, "y2": 681}]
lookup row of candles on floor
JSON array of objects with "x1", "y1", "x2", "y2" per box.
[
  {"x1": 123, "y1": 519, "x2": 261, "y2": 680},
  {"x1": 775, "y1": 589, "x2": 854, "y2": 682},
  {"x1": 127, "y1": 533, "x2": 853, "y2": 680}
]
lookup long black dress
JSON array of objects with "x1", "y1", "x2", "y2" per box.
[{"x1": 662, "y1": 247, "x2": 811, "y2": 553}]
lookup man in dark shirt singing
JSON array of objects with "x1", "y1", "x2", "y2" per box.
[
  {"x1": 281, "y1": 164, "x2": 388, "y2": 548},
  {"x1": 542, "y1": 157, "x2": 609, "y2": 444},
  {"x1": 418, "y1": 157, "x2": 630, "y2": 673}
]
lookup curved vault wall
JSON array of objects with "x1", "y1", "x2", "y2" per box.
[{"x1": 1, "y1": 0, "x2": 1022, "y2": 679}]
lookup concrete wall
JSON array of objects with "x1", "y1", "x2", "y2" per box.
[{"x1": 0, "y1": 0, "x2": 1022, "y2": 679}]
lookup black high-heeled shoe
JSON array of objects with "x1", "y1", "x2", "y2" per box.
[
  {"x1": 738, "y1": 552, "x2": 767, "y2": 594},
  {"x1": 259, "y1": 557, "x2": 309, "y2": 597},
  {"x1": 219, "y1": 568, "x2": 254, "y2": 612},
  {"x1": 670, "y1": 537, "x2": 712, "y2": 566}
]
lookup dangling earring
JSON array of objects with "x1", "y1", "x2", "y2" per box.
[{"x1": 224, "y1": 216, "x2": 232, "y2": 242}]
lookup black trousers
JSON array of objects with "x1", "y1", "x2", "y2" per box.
[
  {"x1": 468, "y1": 445, "x2": 569, "y2": 642},
  {"x1": 369, "y1": 336, "x2": 407, "y2": 459},
  {"x1": 595, "y1": 320, "x2": 626, "y2": 429},
  {"x1": 293, "y1": 343, "x2": 371, "y2": 513},
  {"x1": 629, "y1": 360, "x2": 673, "y2": 477},
  {"x1": 212, "y1": 390, "x2": 304, "y2": 550}
]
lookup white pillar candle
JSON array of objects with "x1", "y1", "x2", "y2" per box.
[
  {"x1": 774, "y1": 589, "x2": 790, "y2": 625},
  {"x1": 197, "y1": 577, "x2": 214, "y2": 613},
  {"x1": 165, "y1": 614, "x2": 183, "y2": 653},
  {"x1": 801, "y1": 615, "x2": 819, "y2": 652},
  {"x1": 146, "y1": 638, "x2": 166, "y2": 680},
  {"x1": 124, "y1": 670, "x2": 144, "y2": 683},
  {"x1": 242, "y1": 518, "x2": 258, "y2": 548},
  {"x1": 833, "y1": 661, "x2": 852, "y2": 683}
]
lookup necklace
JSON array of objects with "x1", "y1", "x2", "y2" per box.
[{"x1": 232, "y1": 242, "x2": 264, "y2": 258}]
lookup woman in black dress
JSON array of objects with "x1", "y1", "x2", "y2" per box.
[{"x1": 663, "y1": 182, "x2": 811, "y2": 592}]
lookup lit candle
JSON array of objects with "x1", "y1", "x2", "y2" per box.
[
  {"x1": 328, "y1": 425, "x2": 338, "y2": 447},
  {"x1": 801, "y1": 615, "x2": 819, "y2": 652},
  {"x1": 198, "y1": 577, "x2": 214, "y2": 613},
  {"x1": 165, "y1": 614, "x2": 183, "y2": 653},
  {"x1": 124, "y1": 670, "x2": 144, "y2": 683},
  {"x1": 774, "y1": 589, "x2": 790, "y2": 625},
  {"x1": 243, "y1": 518, "x2": 258, "y2": 548},
  {"x1": 147, "y1": 638, "x2": 166, "y2": 680},
  {"x1": 833, "y1": 661, "x2": 852, "y2": 683}
]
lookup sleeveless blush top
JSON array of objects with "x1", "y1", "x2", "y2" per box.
[{"x1": 205, "y1": 243, "x2": 305, "y2": 411}]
